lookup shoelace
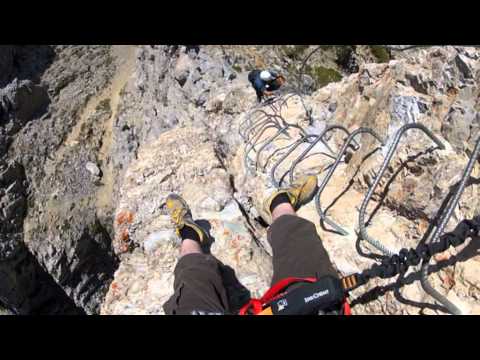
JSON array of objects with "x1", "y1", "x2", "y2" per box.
[{"x1": 171, "y1": 208, "x2": 186, "y2": 226}]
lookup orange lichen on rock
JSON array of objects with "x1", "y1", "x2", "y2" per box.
[
  {"x1": 116, "y1": 210, "x2": 134, "y2": 225},
  {"x1": 114, "y1": 227, "x2": 131, "y2": 254},
  {"x1": 119, "y1": 243, "x2": 129, "y2": 253},
  {"x1": 120, "y1": 227, "x2": 129, "y2": 242},
  {"x1": 440, "y1": 269, "x2": 456, "y2": 290}
]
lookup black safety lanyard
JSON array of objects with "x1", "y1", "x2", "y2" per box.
[{"x1": 341, "y1": 219, "x2": 479, "y2": 292}]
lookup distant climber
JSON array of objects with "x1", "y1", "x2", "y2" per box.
[
  {"x1": 248, "y1": 69, "x2": 285, "y2": 103},
  {"x1": 163, "y1": 175, "x2": 346, "y2": 315}
]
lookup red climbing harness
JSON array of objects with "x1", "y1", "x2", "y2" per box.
[{"x1": 239, "y1": 276, "x2": 351, "y2": 315}]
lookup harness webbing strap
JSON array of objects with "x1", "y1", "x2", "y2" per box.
[
  {"x1": 239, "y1": 277, "x2": 317, "y2": 315},
  {"x1": 239, "y1": 276, "x2": 351, "y2": 315}
]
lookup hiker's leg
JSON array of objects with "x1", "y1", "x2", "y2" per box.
[
  {"x1": 163, "y1": 239, "x2": 230, "y2": 315},
  {"x1": 267, "y1": 203, "x2": 338, "y2": 285},
  {"x1": 180, "y1": 238, "x2": 202, "y2": 257},
  {"x1": 163, "y1": 193, "x2": 230, "y2": 314},
  {"x1": 256, "y1": 89, "x2": 263, "y2": 103},
  {"x1": 271, "y1": 202, "x2": 296, "y2": 219}
]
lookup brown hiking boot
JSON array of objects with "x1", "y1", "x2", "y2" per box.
[
  {"x1": 263, "y1": 175, "x2": 318, "y2": 221},
  {"x1": 165, "y1": 193, "x2": 208, "y2": 243}
]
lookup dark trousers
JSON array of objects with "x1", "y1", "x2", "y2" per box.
[{"x1": 163, "y1": 215, "x2": 338, "y2": 315}]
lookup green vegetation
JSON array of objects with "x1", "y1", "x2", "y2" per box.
[
  {"x1": 89, "y1": 219, "x2": 104, "y2": 235},
  {"x1": 286, "y1": 62, "x2": 297, "y2": 73},
  {"x1": 282, "y1": 45, "x2": 309, "y2": 60},
  {"x1": 275, "y1": 45, "x2": 348, "y2": 90},
  {"x1": 369, "y1": 45, "x2": 391, "y2": 63},
  {"x1": 319, "y1": 45, "x2": 334, "y2": 51},
  {"x1": 61, "y1": 220, "x2": 71, "y2": 232},
  {"x1": 104, "y1": 49, "x2": 114, "y2": 67},
  {"x1": 334, "y1": 46, "x2": 354, "y2": 65},
  {"x1": 305, "y1": 65, "x2": 342, "y2": 88},
  {"x1": 232, "y1": 64, "x2": 242, "y2": 73},
  {"x1": 96, "y1": 98, "x2": 111, "y2": 113}
]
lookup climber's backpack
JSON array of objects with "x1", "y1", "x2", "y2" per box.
[{"x1": 239, "y1": 275, "x2": 351, "y2": 315}]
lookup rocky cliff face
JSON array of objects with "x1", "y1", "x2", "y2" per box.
[
  {"x1": 0, "y1": 45, "x2": 479, "y2": 315},
  {"x1": 1, "y1": 45, "x2": 117, "y2": 313}
]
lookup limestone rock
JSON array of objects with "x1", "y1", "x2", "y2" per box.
[
  {"x1": 102, "y1": 126, "x2": 272, "y2": 314},
  {"x1": 2, "y1": 45, "x2": 480, "y2": 316},
  {"x1": 4, "y1": 46, "x2": 118, "y2": 314},
  {"x1": 441, "y1": 102, "x2": 479, "y2": 153},
  {"x1": 174, "y1": 53, "x2": 194, "y2": 87},
  {"x1": 85, "y1": 161, "x2": 101, "y2": 177}
]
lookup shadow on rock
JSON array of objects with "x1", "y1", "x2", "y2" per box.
[
  {"x1": 0, "y1": 242, "x2": 85, "y2": 315},
  {"x1": 0, "y1": 45, "x2": 55, "y2": 87},
  {"x1": 55, "y1": 217, "x2": 120, "y2": 314}
]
